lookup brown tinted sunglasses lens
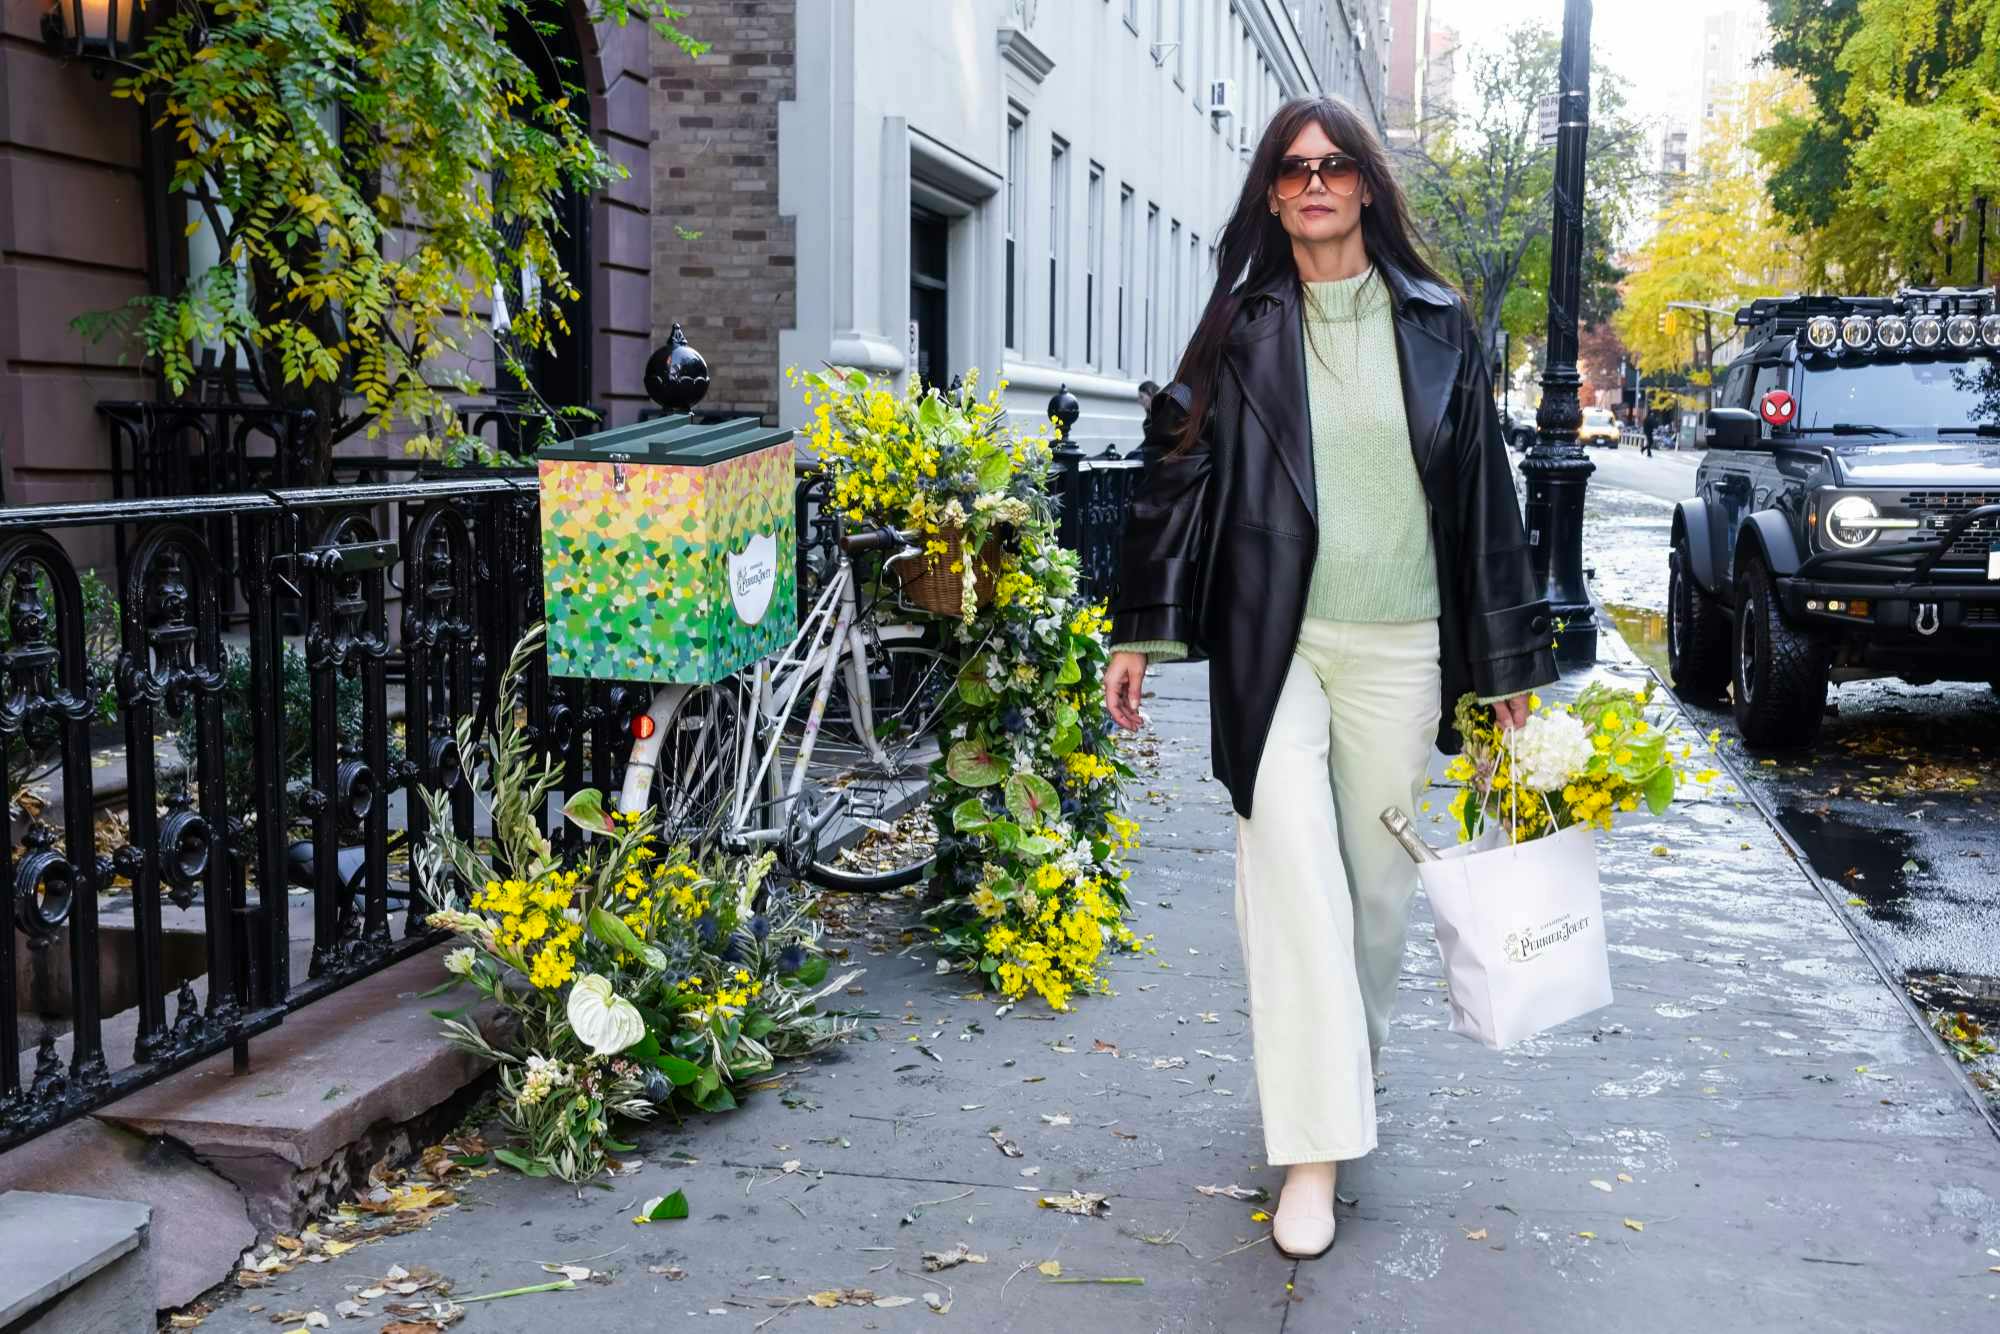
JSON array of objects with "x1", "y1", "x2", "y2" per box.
[{"x1": 1276, "y1": 156, "x2": 1359, "y2": 199}]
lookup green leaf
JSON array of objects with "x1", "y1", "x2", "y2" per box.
[
  {"x1": 983, "y1": 819, "x2": 1022, "y2": 852},
  {"x1": 416, "y1": 978, "x2": 461, "y2": 999},
  {"x1": 637, "y1": 1188, "x2": 690, "y2": 1222},
  {"x1": 694, "y1": 1082, "x2": 738, "y2": 1113},
  {"x1": 1016, "y1": 835, "x2": 1055, "y2": 858},
  {"x1": 562, "y1": 788, "x2": 614, "y2": 834},
  {"x1": 1056, "y1": 651, "x2": 1082, "y2": 685},
  {"x1": 974, "y1": 445, "x2": 1014, "y2": 492},
  {"x1": 1641, "y1": 765, "x2": 1676, "y2": 815},
  {"x1": 951, "y1": 797, "x2": 992, "y2": 833},
  {"x1": 450, "y1": 1153, "x2": 490, "y2": 1168},
  {"x1": 588, "y1": 906, "x2": 666, "y2": 969},
  {"x1": 794, "y1": 955, "x2": 829, "y2": 987},
  {"x1": 655, "y1": 1053, "x2": 704, "y2": 1086},
  {"x1": 1004, "y1": 771, "x2": 1059, "y2": 825},
  {"x1": 1050, "y1": 722, "x2": 1082, "y2": 757},
  {"x1": 957, "y1": 664, "x2": 997, "y2": 708},
  {"x1": 946, "y1": 738, "x2": 1006, "y2": 787},
  {"x1": 494, "y1": 1148, "x2": 549, "y2": 1177},
  {"x1": 743, "y1": 1013, "x2": 776, "y2": 1041}
]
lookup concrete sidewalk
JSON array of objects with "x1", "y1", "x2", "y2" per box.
[{"x1": 187, "y1": 622, "x2": 2000, "y2": 1333}]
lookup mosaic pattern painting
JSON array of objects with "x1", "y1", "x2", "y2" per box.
[{"x1": 540, "y1": 441, "x2": 797, "y2": 685}]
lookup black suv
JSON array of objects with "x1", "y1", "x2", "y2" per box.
[{"x1": 1666, "y1": 288, "x2": 2000, "y2": 748}]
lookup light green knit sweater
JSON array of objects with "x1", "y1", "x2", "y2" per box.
[{"x1": 1114, "y1": 266, "x2": 1440, "y2": 661}]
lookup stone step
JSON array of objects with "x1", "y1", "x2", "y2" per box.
[{"x1": 0, "y1": 1189, "x2": 153, "y2": 1333}]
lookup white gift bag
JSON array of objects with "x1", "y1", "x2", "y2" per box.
[{"x1": 1417, "y1": 820, "x2": 1613, "y2": 1049}]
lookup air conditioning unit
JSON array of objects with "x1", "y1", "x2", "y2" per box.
[{"x1": 1208, "y1": 78, "x2": 1237, "y2": 120}]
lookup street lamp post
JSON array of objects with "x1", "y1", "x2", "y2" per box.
[{"x1": 1520, "y1": 0, "x2": 1597, "y2": 668}]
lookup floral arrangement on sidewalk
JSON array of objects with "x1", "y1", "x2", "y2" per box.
[
  {"x1": 1441, "y1": 681, "x2": 1719, "y2": 843},
  {"x1": 417, "y1": 630, "x2": 857, "y2": 1182},
  {"x1": 786, "y1": 366, "x2": 1147, "y2": 1009},
  {"x1": 789, "y1": 366, "x2": 1055, "y2": 620}
]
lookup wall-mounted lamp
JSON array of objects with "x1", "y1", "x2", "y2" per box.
[{"x1": 41, "y1": 0, "x2": 138, "y2": 67}]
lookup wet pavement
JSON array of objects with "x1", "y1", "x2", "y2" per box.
[
  {"x1": 178, "y1": 586, "x2": 2000, "y2": 1332},
  {"x1": 1581, "y1": 464, "x2": 2000, "y2": 1105}
]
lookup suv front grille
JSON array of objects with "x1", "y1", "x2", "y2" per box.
[{"x1": 1899, "y1": 490, "x2": 2000, "y2": 559}]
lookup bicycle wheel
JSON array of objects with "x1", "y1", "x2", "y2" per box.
[
  {"x1": 796, "y1": 643, "x2": 953, "y2": 891},
  {"x1": 649, "y1": 677, "x2": 750, "y2": 851}
]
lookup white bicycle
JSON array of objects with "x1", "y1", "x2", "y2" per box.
[{"x1": 617, "y1": 523, "x2": 964, "y2": 891}]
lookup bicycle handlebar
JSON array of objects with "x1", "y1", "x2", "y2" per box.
[{"x1": 840, "y1": 525, "x2": 919, "y2": 553}]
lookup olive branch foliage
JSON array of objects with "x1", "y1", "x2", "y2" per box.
[{"x1": 76, "y1": 0, "x2": 704, "y2": 475}]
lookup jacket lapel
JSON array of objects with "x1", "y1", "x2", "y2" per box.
[
  {"x1": 1392, "y1": 309, "x2": 1461, "y2": 483},
  {"x1": 1223, "y1": 284, "x2": 1316, "y2": 528}
]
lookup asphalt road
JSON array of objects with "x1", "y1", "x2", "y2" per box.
[{"x1": 1570, "y1": 449, "x2": 2000, "y2": 1092}]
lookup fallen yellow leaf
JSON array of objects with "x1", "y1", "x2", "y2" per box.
[
  {"x1": 1623, "y1": 1218, "x2": 1644, "y2": 1232},
  {"x1": 1464, "y1": 1228, "x2": 1488, "y2": 1241},
  {"x1": 1616, "y1": 1173, "x2": 1633, "y2": 1183},
  {"x1": 321, "y1": 1239, "x2": 356, "y2": 1257},
  {"x1": 1038, "y1": 1260, "x2": 1062, "y2": 1278},
  {"x1": 808, "y1": 1290, "x2": 843, "y2": 1309},
  {"x1": 1249, "y1": 1210, "x2": 1270, "y2": 1223},
  {"x1": 1577, "y1": 1231, "x2": 1596, "y2": 1240}
]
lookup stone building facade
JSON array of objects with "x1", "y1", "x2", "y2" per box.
[
  {"x1": 0, "y1": 2, "x2": 653, "y2": 512},
  {"x1": 649, "y1": 0, "x2": 1389, "y2": 441}
]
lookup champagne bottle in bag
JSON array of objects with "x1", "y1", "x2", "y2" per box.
[{"x1": 1378, "y1": 806, "x2": 1440, "y2": 863}]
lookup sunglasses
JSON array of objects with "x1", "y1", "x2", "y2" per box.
[{"x1": 1275, "y1": 153, "x2": 1361, "y2": 200}]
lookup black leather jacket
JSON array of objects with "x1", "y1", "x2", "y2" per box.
[{"x1": 1110, "y1": 260, "x2": 1559, "y2": 820}]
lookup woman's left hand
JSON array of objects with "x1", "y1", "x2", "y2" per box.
[{"x1": 1492, "y1": 693, "x2": 1531, "y2": 731}]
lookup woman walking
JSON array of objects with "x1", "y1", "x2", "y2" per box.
[{"x1": 1102, "y1": 96, "x2": 1558, "y2": 1260}]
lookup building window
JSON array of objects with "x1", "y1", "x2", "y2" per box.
[
  {"x1": 1005, "y1": 112, "x2": 1025, "y2": 352},
  {"x1": 1048, "y1": 137, "x2": 1068, "y2": 360},
  {"x1": 1144, "y1": 203, "x2": 1159, "y2": 378},
  {"x1": 1086, "y1": 164, "x2": 1104, "y2": 369},
  {"x1": 1125, "y1": 0, "x2": 1139, "y2": 32},
  {"x1": 1117, "y1": 185, "x2": 1135, "y2": 376},
  {"x1": 1174, "y1": 0, "x2": 1186, "y2": 86}
]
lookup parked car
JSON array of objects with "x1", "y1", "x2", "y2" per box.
[
  {"x1": 1578, "y1": 406, "x2": 1621, "y2": 447},
  {"x1": 1667, "y1": 287, "x2": 2000, "y2": 748},
  {"x1": 1500, "y1": 409, "x2": 1537, "y2": 450}
]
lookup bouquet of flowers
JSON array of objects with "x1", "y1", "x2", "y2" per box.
[
  {"x1": 1441, "y1": 681, "x2": 1714, "y2": 845},
  {"x1": 788, "y1": 365, "x2": 1057, "y2": 619},
  {"x1": 417, "y1": 629, "x2": 857, "y2": 1182}
]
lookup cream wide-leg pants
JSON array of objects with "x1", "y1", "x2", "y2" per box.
[{"x1": 1232, "y1": 615, "x2": 1443, "y2": 1165}]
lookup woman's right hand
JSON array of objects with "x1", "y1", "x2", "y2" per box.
[{"x1": 1104, "y1": 650, "x2": 1149, "y2": 731}]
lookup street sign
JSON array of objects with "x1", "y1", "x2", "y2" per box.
[{"x1": 1537, "y1": 93, "x2": 1560, "y2": 147}]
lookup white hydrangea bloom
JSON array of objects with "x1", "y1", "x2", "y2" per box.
[{"x1": 1508, "y1": 709, "x2": 1594, "y2": 791}]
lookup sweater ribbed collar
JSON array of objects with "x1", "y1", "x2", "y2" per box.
[{"x1": 1301, "y1": 267, "x2": 1387, "y2": 324}]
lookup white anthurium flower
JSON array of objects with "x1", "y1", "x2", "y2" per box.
[{"x1": 566, "y1": 974, "x2": 646, "y2": 1056}]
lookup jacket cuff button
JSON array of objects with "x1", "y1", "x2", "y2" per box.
[{"x1": 1530, "y1": 614, "x2": 1550, "y2": 634}]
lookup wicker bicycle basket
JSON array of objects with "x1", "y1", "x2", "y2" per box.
[{"x1": 896, "y1": 525, "x2": 1001, "y2": 617}]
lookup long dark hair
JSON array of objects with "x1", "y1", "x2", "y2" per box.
[{"x1": 1168, "y1": 95, "x2": 1450, "y2": 456}]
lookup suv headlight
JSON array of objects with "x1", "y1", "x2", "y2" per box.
[{"x1": 1823, "y1": 494, "x2": 1881, "y2": 549}]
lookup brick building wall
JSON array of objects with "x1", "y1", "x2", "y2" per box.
[{"x1": 650, "y1": 1, "x2": 798, "y2": 424}]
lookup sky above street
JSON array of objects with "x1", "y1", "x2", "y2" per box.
[{"x1": 1429, "y1": 0, "x2": 1736, "y2": 136}]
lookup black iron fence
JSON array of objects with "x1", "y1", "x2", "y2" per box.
[
  {"x1": 4, "y1": 378, "x2": 1144, "y2": 1154},
  {"x1": 0, "y1": 476, "x2": 640, "y2": 1153}
]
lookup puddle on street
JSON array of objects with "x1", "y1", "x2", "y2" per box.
[
  {"x1": 1601, "y1": 602, "x2": 1670, "y2": 680},
  {"x1": 1775, "y1": 802, "x2": 1917, "y2": 923}
]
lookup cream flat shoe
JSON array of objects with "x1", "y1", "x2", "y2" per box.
[{"x1": 1272, "y1": 1165, "x2": 1338, "y2": 1260}]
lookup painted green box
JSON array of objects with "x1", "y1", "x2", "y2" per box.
[{"x1": 538, "y1": 414, "x2": 796, "y2": 685}]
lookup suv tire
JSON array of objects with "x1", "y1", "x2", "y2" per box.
[
  {"x1": 1667, "y1": 537, "x2": 1730, "y2": 698},
  {"x1": 1731, "y1": 552, "x2": 1828, "y2": 749}
]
